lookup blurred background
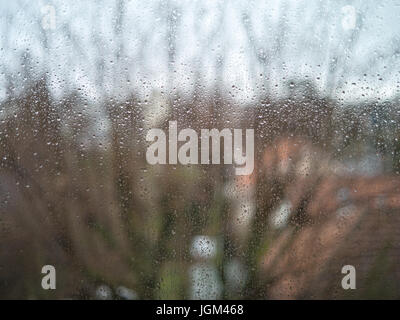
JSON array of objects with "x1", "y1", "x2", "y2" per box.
[{"x1": 1, "y1": 0, "x2": 400, "y2": 299}]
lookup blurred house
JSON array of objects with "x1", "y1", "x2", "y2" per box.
[{"x1": 253, "y1": 137, "x2": 400, "y2": 299}]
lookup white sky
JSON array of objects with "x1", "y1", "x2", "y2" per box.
[{"x1": 0, "y1": 0, "x2": 399, "y2": 104}]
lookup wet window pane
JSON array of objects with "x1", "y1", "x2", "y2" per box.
[{"x1": 1, "y1": 0, "x2": 400, "y2": 299}]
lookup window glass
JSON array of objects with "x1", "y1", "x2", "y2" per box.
[{"x1": 1, "y1": 0, "x2": 400, "y2": 299}]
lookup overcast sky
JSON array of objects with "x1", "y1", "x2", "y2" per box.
[{"x1": 1, "y1": 0, "x2": 400, "y2": 104}]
